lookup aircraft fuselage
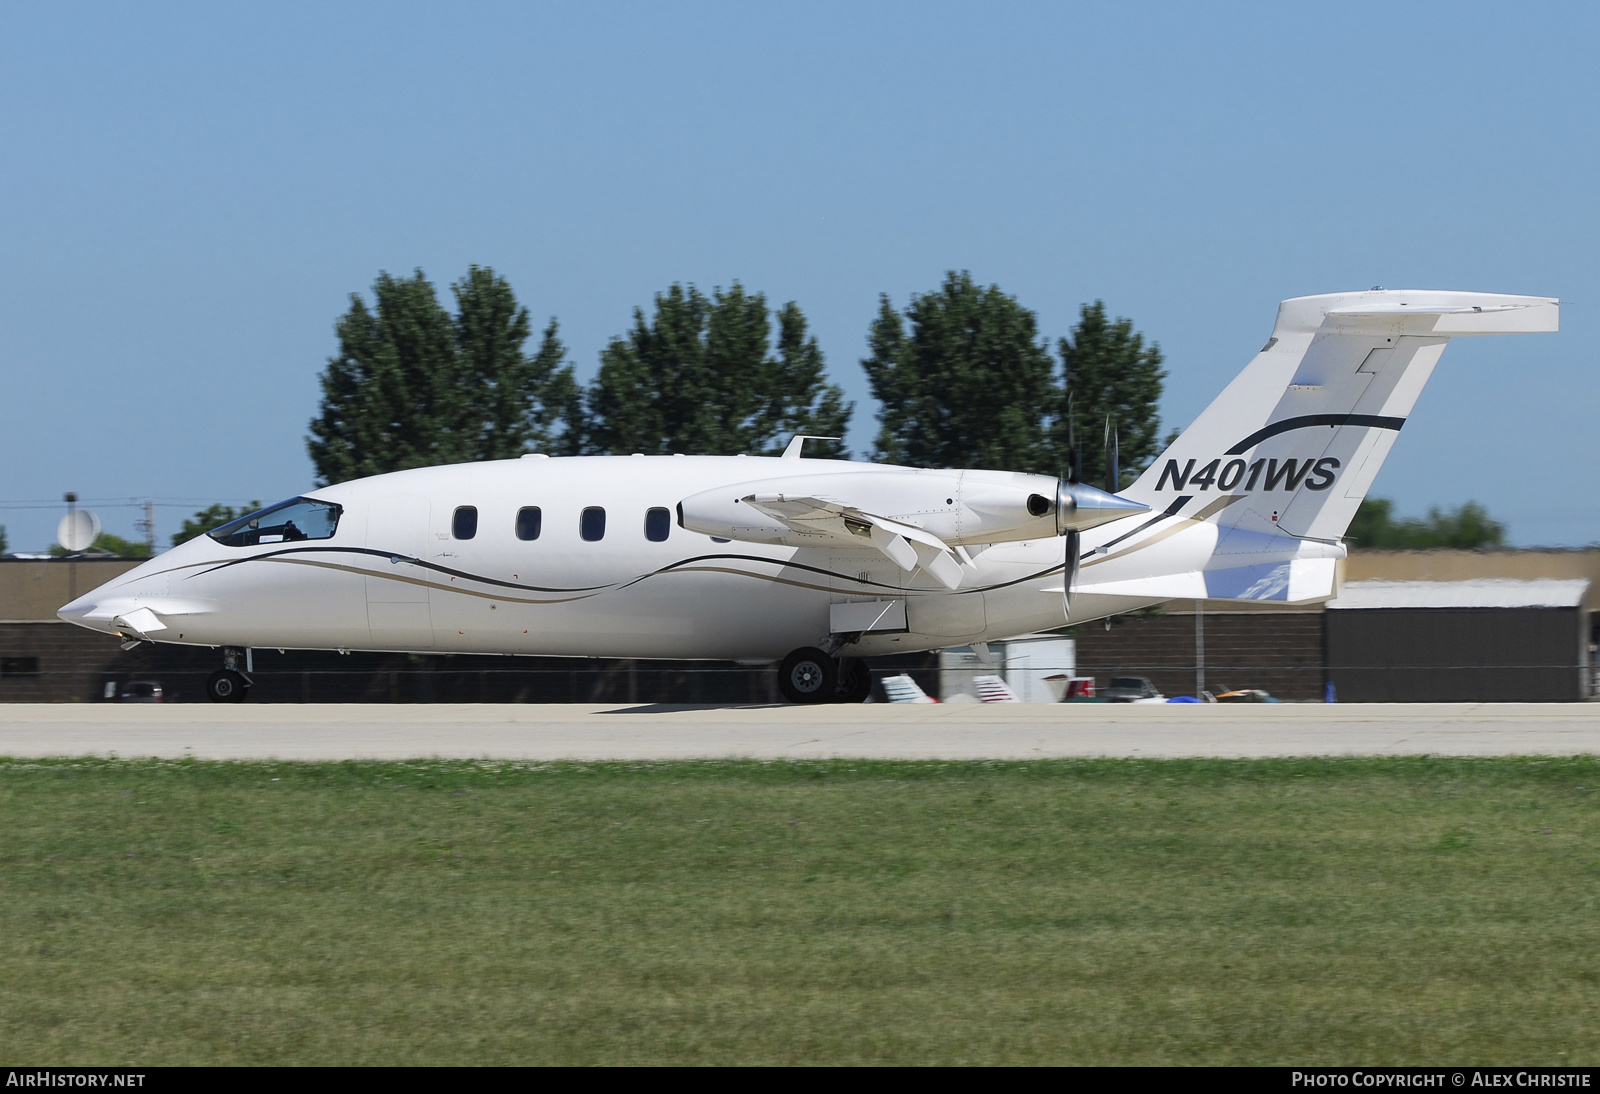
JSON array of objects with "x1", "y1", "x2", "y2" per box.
[{"x1": 58, "y1": 455, "x2": 1140, "y2": 662}]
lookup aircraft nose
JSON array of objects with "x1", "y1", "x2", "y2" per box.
[
  {"x1": 58, "y1": 592, "x2": 119, "y2": 635},
  {"x1": 58, "y1": 594, "x2": 96, "y2": 625}
]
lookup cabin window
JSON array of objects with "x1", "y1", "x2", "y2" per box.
[
  {"x1": 645, "y1": 507, "x2": 671, "y2": 542},
  {"x1": 452, "y1": 506, "x2": 478, "y2": 540},
  {"x1": 208, "y1": 497, "x2": 342, "y2": 547},
  {"x1": 515, "y1": 507, "x2": 542, "y2": 541},
  {"x1": 580, "y1": 507, "x2": 606, "y2": 541}
]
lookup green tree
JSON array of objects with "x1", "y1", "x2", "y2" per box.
[
  {"x1": 308, "y1": 270, "x2": 455, "y2": 483},
  {"x1": 1055, "y1": 301, "x2": 1166, "y2": 489},
  {"x1": 862, "y1": 272, "x2": 1060, "y2": 473},
  {"x1": 764, "y1": 302, "x2": 852, "y2": 457},
  {"x1": 0, "y1": 525, "x2": 7, "y2": 556},
  {"x1": 1345, "y1": 498, "x2": 1506, "y2": 549},
  {"x1": 580, "y1": 283, "x2": 851, "y2": 456},
  {"x1": 307, "y1": 267, "x2": 576, "y2": 484},
  {"x1": 453, "y1": 267, "x2": 577, "y2": 460},
  {"x1": 173, "y1": 502, "x2": 263, "y2": 547}
]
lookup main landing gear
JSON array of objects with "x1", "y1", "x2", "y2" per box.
[
  {"x1": 207, "y1": 647, "x2": 253, "y2": 704},
  {"x1": 778, "y1": 647, "x2": 872, "y2": 705}
]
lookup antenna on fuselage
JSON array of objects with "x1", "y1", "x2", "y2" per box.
[{"x1": 782, "y1": 435, "x2": 843, "y2": 459}]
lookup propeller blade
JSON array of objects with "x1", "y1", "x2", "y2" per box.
[
  {"x1": 1063, "y1": 529, "x2": 1080, "y2": 621},
  {"x1": 1104, "y1": 416, "x2": 1120, "y2": 494},
  {"x1": 1066, "y1": 392, "x2": 1079, "y2": 484}
]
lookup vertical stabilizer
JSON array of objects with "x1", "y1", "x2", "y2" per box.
[{"x1": 1122, "y1": 290, "x2": 1558, "y2": 541}]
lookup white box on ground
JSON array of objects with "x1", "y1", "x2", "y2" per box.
[
  {"x1": 1003, "y1": 636, "x2": 1076, "y2": 704},
  {"x1": 940, "y1": 634, "x2": 1075, "y2": 703},
  {"x1": 940, "y1": 646, "x2": 1000, "y2": 702}
]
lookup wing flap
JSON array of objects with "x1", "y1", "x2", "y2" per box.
[{"x1": 742, "y1": 493, "x2": 970, "y2": 589}]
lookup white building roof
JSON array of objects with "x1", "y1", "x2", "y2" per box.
[{"x1": 1326, "y1": 578, "x2": 1590, "y2": 611}]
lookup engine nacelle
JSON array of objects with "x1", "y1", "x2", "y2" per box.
[
  {"x1": 678, "y1": 468, "x2": 1146, "y2": 548},
  {"x1": 676, "y1": 490, "x2": 801, "y2": 545}
]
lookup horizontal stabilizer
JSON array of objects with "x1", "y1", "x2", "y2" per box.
[
  {"x1": 1324, "y1": 297, "x2": 1558, "y2": 334},
  {"x1": 1079, "y1": 557, "x2": 1336, "y2": 604}
]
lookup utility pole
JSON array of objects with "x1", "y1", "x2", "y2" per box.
[
  {"x1": 134, "y1": 500, "x2": 155, "y2": 554},
  {"x1": 65, "y1": 492, "x2": 77, "y2": 601}
]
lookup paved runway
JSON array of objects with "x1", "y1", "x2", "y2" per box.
[{"x1": 2, "y1": 702, "x2": 1599, "y2": 760}]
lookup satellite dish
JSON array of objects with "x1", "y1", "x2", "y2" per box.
[{"x1": 58, "y1": 510, "x2": 101, "y2": 553}]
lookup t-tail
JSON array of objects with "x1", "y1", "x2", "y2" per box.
[{"x1": 1083, "y1": 290, "x2": 1558, "y2": 605}]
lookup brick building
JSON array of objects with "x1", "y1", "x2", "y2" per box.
[{"x1": 1070, "y1": 607, "x2": 1327, "y2": 701}]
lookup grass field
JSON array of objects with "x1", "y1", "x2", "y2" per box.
[{"x1": 1, "y1": 756, "x2": 1597, "y2": 1065}]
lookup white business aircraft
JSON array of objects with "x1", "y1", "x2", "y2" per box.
[{"x1": 59, "y1": 289, "x2": 1558, "y2": 703}]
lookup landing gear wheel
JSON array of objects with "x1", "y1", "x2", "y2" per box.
[
  {"x1": 833, "y1": 658, "x2": 872, "y2": 703},
  {"x1": 778, "y1": 647, "x2": 837, "y2": 704},
  {"x1": 207, "y1": 669, "x2": 250, "y2": 704}
]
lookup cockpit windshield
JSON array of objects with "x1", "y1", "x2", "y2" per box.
[{"x1": 208, "y1": 497, "x2": 343, "y2": 547}]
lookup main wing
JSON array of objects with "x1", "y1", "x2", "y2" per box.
[
  {"x1": 741, "y1": 492, "x2": 969, "y2": 589},
  {"x1": 678, "y1": 468, "x2": 1148, "y2": 592}
]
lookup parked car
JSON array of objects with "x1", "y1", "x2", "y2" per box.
[
  {"x1": 117, "y1": 680, "x2": 166, "y2": 703},
  {"x1": 1046, "y1": 675, "x2": 1098, "y2": 701},
  {"x1": 1101, "y1": 676, "x2": 1164, "y2": 703},
  {"x1": 1215, "y1": 689, "x2": 1279, "y2": 703}
]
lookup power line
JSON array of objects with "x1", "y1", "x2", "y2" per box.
[{"x1": 0, "y1": 498, "x2": 258, "y2": 511}]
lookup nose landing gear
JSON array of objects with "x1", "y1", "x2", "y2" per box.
[
  {"x1": 207, "y1": 647, "x2": 253, "y2": 703},
  {"x1": 777, "y1": 647, "x2": 873, "y2": 704}
]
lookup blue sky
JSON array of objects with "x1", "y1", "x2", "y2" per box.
[{"x1": 2, "y1": 2, "x2": 1596, "y2": 551}]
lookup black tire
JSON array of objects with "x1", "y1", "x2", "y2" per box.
[
  {"x1": 833, "y1": 658, "x2": 872, "y2": 703},
  {"x1": 778, "y1": 647, "x2": 837, "y2": 704},
  {"x1": 207, "y1": 669, "x2": 250, "y2": 704}
]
